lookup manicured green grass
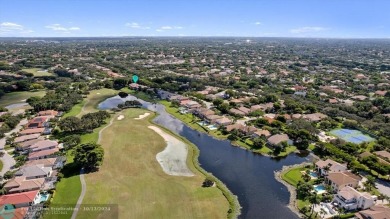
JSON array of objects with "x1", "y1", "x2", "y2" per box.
[
  {"x1": 0, "y1": 90, "x2": 46, "y2": 107},
  {"x1": 63, "y1": 100, "x2": 85, "y2": 118},
  {"x1": 0, "y1": 160, "x2": 3, "y2": 172},
  {"x1": 77, "y1": 109, "x2": 230, "y2": 219},
  {"x1": 161, "y1": 100, "x2": 297, "y2": 157},
  {"x1": 63, "y1": 88, "x2": 118, "y2": 118},
  {"x1": 281, "y1": 166, "x2": 306, "y2": 187},
  {"x1": 45, "y1": 151, "x2": 81, "y2": 219},
  {"x1": 22, "y1": 68, "x2": 53, "y2": 77},
  {"x1": 78, "y1": 89, "x2": 118, "y2": 116}
]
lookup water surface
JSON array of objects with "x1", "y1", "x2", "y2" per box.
[{"x1": 99, "y1": 95, "x2": 310, "y2": 219}]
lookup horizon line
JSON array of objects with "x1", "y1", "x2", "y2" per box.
[{"x1": 1, "y1": 36, "x2": 390, "y2": 40}]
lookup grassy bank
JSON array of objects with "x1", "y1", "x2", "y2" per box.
[
  {"x1": 77, "y1": 109, "x2": 232, "y2": 219},
  {"x1": 160, "y1": 100, "x2": 296, "y2": 158}
]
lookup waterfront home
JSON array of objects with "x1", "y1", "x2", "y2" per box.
[
  {"x1": 205, "y1": 114, "x2": 223, "y2": 124},
  {"x1": 195, "y1": 108, "x2": 215, "y2": 119},
  {"x1": 4, "y1": 177, "x2": 45, "y2": 194},
  {"x1": 0, "y1": 190, "x2": 39, "y2": 208},
  {"x1": 355, "y1": 205, "x2": 390, "y2": 219},
  {"x1": 315, "y1": 159, "x2": 348, "y2": 176},
  {"x1": 333, "y1": 186, "x2": 375, "y2": 211},
  {"x1": 252, "y1": 129, "x2": 271, "y2": 138},
  {"x1": 15, "y1": 164, "x2": 52, "y2": 179},
  {"x1": 325, "y1": 172, "x2": 361, "y2": 192},
  {"x1": 267, "y1": 134, "x2": 293, "y2": 146},
  {"x1": 215, "y1": 117, "x2": 233, "y2": 126}
]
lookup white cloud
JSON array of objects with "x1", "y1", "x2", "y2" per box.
[
  {"x1": 0, "y1": 22, "x2": 33, "y2": 36},
  {"x1": 156, "y1": 26, "x2": 183, "y2": 32},
  {"x1": 290, "y1": 26, "x2": 327, "y2": 34},
  {"x1": 254, "y1": 22, "x2": 261, "y2": 25},
  {"x1": 45, "y1": 24, "x2": 81, "y2": 32},
  {"x1": 125, "y1": 22, "x2": 150, "y2": 29}
]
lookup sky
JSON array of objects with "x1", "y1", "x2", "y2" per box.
[{"x1": 0, "y1": 0, "x2": 390, "y2": 38}]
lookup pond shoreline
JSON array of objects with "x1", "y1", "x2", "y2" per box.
[{"x1": 274, "y1": 162, "x2": 311, "y2": 218}]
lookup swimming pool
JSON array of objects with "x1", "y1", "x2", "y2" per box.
[
  {"x1": 34, "y1": 192, "x2": 50, "y2": 204},
  {"x1": 309, "y1": 171, "x2": 318, "y2": 178},
  {"x1": 314, "y1": 185, "x2": 326, "y2": 194},
  {"x1": 207, "y1": 125, "x2": 218, "y2": 130}
]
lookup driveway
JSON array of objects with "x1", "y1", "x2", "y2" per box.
[
  {"x1": 0, "y1": 119, "x2": 27, "y2": 176},
  {"x1": 376, "y1": 179, "x2": 390, "y2": 197}
]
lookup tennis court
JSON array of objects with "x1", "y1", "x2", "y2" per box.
[{"x1": 329, "y1": 128, "x2": 375, "y2": 144}]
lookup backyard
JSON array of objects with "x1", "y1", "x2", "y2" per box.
[{"x1": 76, "y1": 108, "x2": 230, "y2": 219}]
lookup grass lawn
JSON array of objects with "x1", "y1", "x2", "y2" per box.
[
  {"x1": 0, "y1": 160, "x2": 3, "y2": 172},
  {"x1": 77, "y1": 108, "x2": 229, "y2": 219},
  {"x1": 281, "y1": 166, "x2": 307, "y2": 187},
  {"x1": 45, "y1": 151, "x2": 81, "y2": 219},
  {"x1": 0, "y1": 90, "x2": 46, "y2": 107},
  {"x1": 78, "y1": 89, "x2": 118, "y2": 116},
  {"x1": 22, "y1": 68, "x2": 53, "y2": 77},
  {"x1": 63, "y1": 100, "x2": 85, "y2": 118}
]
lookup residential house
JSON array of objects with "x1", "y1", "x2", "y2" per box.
[
  {"x1": 4, "y1": 177, "x2": 45, "y2": 194},
  {"x1": 229, "y1": 108, "x2": 246, "y2": 116},
  {"x1": 25, "y1": 116, "x2": 50, "y2": 129},
  {"x1": 38, "y1": 110, "x2": 58, "y2": 117},
  {"x1": 15, "y1": 139, "x2": 43, "y2": 151},
  {"x1": 205, "y1": 114, "x2": 223, "y2": 124},
  {"x1": 28, "y1": 148, "x2": 59, "y2": 160},
  {"x1": 237, "y1": 106, "x2": 251, "y2": 115},
  {"x1": 333, "y1": 186, "x2": 375, "y2": 211},
  {"x1": 19, "y1": 128, "x2": 45, "y2": 136},
  {"x1": 215, "y1": 117, "x2": 233, "y2": 126},
  {"x1": 374, "y1": 151, "x2": 390, "y2": 161},
  {"x1": 24, "y1": 158, "x2": 57, "y2": 168},
  {"x1": 252, "y1": 129, "x2": 271, "y2": 138},
  {"x1": 14, "y1": 134, "x2": 40, "y2": 144},
  {"x1": 195, "y1": 108, "x2": 215, "y2": 119},
  {"x1": 0, "y1": 190, "x2": 39, "y2": 208},
  {"x1": 29, "y1": 140, "x2": 58, "y2": 153},
  {"x1": 325, "y1": 172, "x2": 361, "y2": 192},
  {"x1": 375, "y1": 90, "x2": 387, "y2": 96},
  {"x1": 355, "y1": 205, "x2": 390, "y2": 219},
  {"x1": 315, "y1": 159, "x2": 348, "y2": 176},
  {"x1": 267, "y1": 134, "x2": 293, "y2": 146},
  {"x1": 302, "y1": 113, "x2": 328, "y2": 122},
  {"x1": 15, "y1": 164, "x2": 52, "y2": 179}
]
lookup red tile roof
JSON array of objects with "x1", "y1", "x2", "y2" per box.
[{"x1": 0, "y1": 190, "x2": 38, "y2": 205}]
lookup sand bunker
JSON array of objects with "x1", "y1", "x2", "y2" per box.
[
  {"x1": 148, "y1": 126, "x2": 194, "y2": 177},
  {"x1": 135, "y1": 112, "x2": 150, "y2": 120},
  {"x1": 117, "y1": 115, "x2": 124, "y2": 120}
]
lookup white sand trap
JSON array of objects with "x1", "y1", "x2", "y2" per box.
[
  {"x1": 134, "y1": 112, "x2": 150, "y2": 120},
  {"x1": 96, "y1": 93, "x2": 100, "y2": 94},
  {"x1": 148, "y1": 126, "x2": 194, "y2": 177},
  {"x1": 117, "y1": 115, "x2": 124, "y2": 120}
]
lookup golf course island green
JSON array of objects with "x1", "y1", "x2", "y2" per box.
[{"x1": 76, "y1": 108, "x2": 230, "y2": 219}]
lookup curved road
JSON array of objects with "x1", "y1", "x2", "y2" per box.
[
  {"x1": 71, "y1": 117, "x2": 114, "y2": 219},
  {"x1": 0, "y1": 119, "x2": 28, "y2": 176}
]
